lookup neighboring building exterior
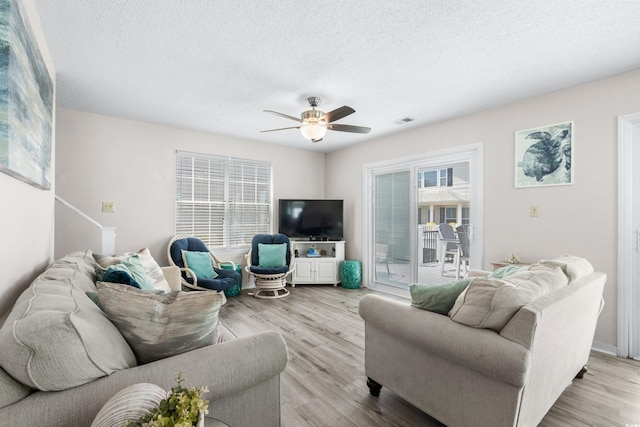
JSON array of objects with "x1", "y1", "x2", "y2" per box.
[{"x1": 417, "y1": 161, "x2": 470, "y2": 227}]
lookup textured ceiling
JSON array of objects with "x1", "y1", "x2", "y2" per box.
[{"x1": 34, "y1": 1, "x2": 640, "y2": 153}]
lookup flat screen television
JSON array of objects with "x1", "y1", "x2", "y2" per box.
[{"x1": 278, "y1": 199, "x2": 344, "y2": 240}]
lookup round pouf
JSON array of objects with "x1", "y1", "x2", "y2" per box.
[{"x1": 340, "y1": 260, "x2": 362, "y2": 289}]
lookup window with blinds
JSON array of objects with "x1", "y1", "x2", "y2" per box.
[{"x1": 175, "y1": 151, "x2": 273, "y2": 248}]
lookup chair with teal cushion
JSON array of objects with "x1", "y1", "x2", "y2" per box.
[
  {"x1": 167, "y1": 236, "x2": 241, "y2": 292},
  {"x1": 245, "y1": 234, "x2": 295, "y2": 299}
]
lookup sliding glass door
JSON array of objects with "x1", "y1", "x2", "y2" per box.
[
  {"x1": 364, "y1": 144, "x2": 483, "y2": 295},
  {"x1": 374, "y1": 171, "x2": 411, "y2": 288}
]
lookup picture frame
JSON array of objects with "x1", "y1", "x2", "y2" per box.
[
  {"x1": 515, "y1": 121, "x2": 573, "y2": 188},
  {"x1": 0, "y1": 0, "x2": 54, "y2": 190}
]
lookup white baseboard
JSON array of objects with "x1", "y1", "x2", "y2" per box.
[{"x1": 591, "y1": 341, "x2": 617, "y2": 356}]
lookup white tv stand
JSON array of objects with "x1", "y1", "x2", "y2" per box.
[{"x1": 289, "y1": 240, "x2": 345, "y2": 286}]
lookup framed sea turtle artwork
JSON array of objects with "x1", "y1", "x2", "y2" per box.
[{"x1": 515, "y1": 121, "x2": 573, "y2": 188}]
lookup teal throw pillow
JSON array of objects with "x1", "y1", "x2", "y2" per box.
[
  {"x1": 182, "y1": 250, "x2": 218, "y2": 279},
  {"x1": 488, "y1": 264, "x2": 526, "y2": 279},
  {"x1": 102, "y1": 269, "x2": 141, "y2": 288},
  {"x1": 258, "y1": 243, "x2": 287, "y2": 268},
  {"x1": 409, "y1": 278, "x2": 474, "y2": 315}
]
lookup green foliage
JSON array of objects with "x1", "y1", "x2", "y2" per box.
[{"x1": 126, "y1": 373, "x2": 209, "y2": 427}]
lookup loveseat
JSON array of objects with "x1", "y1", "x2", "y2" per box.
[
  {"x1": 359, "y1": 256, "x2": 606, "y2": 427},
  {"x1": 0, "y1": 250, "x2": 288, "y2": 426}
]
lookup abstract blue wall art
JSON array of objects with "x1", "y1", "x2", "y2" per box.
[
  {"x1": 515, "y1": 121, "x2": 573, "y2": 188},
  {"x1": 0, "y1": 0, "x2": 53, "y2": 190}
]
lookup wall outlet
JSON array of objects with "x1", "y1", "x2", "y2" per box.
[
  {"x1": 102, "y1": 202, "x2": 116, "y2": 213},
  {"x1": 529, "y1": 205, "x2": 539, "y2": 217}
]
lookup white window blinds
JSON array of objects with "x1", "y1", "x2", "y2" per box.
[{"x1": 175, "y1": 151, "x2": 273, "y2": 247}]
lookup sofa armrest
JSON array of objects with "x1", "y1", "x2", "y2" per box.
[
  {"x1": 0, "y1": 331, "x2": 288, "y2": 426},
  {"x1": 359, "y1": 294, "x2": 530, "y2": 386},
  {"x1": 161, "y1": 265, "x2": 182, "y2": 291}
]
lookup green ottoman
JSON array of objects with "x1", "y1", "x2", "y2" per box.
[
  {"x1": 340, "y1": 260, "x2": 361, "y2": 289},
  {"x1": 221, "y1": 263, "x2": 242, "y2": 297}
]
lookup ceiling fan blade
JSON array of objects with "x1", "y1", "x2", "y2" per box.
[
  {"x1": 260, "y1": 126, "x2": 301, "y2": 133},
  {"x1": 327, "y1": 123, "x2": 371, "y2": 134},
  {"x1": 322, "y1": 106, "x2": 355, "y2": 123},
  {"x1": 263, "y1": 110, "x2": 301, "y2": 122}
]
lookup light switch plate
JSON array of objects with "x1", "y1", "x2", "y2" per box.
[
  {"x1": 102, "y1": 202, "x2": 116, "y2": 213},
  {"x1": 529, "y1": 205, "x2": 539, "y2": 217}
]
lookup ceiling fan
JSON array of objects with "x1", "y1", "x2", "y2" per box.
[{"x1": 261, "y1": 97, "x2": 371, "y2": 143}]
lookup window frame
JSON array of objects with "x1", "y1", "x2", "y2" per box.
[
  {"x1": 175, "y1": 150, "x2": 273, "y2": 249},
  {"x1": 421, "y1": 167, "x2": 453, "y2": 188}
]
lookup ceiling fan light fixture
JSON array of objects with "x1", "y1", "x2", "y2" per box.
[
  {"x1": 300, "y1": 122, "x2": 327, "y2": 142},
  {"x1": 262, "y1": 96, "x2": 370, "y2": 142}
]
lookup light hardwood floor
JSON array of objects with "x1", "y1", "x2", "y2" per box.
[{"x1": 219, "y1": 285, "x2": 640, "y2": 427}]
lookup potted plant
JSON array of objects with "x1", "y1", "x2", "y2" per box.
[{"x1": 126, "y1": 373, "x2": 209, "y2": 427}]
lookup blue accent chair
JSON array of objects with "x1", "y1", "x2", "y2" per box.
[
  {"x1": 167, "y1": 236, "x2": 241, "y2": 292},
  {"x1": 245, "y1": 234, "x2": 295, "y2": 299}
]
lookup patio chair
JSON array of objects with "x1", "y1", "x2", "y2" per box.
[
  {"x1": 456, "y1": 225, "x2": 471, "y2": 278},
  {"x1": 438, "y1": 223, "x2": 459, "y2": 277},
  {"x1": 167, "y1": 235, "x2": 241, "y2": 292},
  {"x1": 375, "y1": 242, "x2": 391, "y2": 274}
]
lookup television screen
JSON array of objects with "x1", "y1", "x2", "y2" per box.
[{"x1": 278, "y1": 199, "x2": 344, "y2": 240}]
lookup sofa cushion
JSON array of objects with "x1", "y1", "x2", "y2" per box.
[
  {"x1": 43, "y1": 250, "x2": 98, "y2": 292},
  {"x1": 0, "y1": 367, "x2": 31, "y2": 409},
  {"x1": 409, "y1": 278, "x2": 473, "y2": 315},
  {"x1": 97, "y1": 282, "x2": 224, "y2": 364},
  {"x1": 449, "y1": 266, "x2": 568, "y2": 331},
  {"x1": 91, "y1": 382, "x2": 167, "y2": 427},
  {"x1": 0, "y1": 250, "x2": 137, "y2": 391}
]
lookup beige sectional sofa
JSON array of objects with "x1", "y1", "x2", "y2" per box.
[
  {"x1": 0, "y1": 250, "x2": 288, "y2": 427},
  {"x1": 359, "y1": 256, "x2": 605, "y2": 427}
]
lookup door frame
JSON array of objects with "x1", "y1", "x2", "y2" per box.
[
  {"x1": 362, "y1": 143, "x2": 484, "y2": 296},
  {"x1": 618, "y1": 112, "x2": 640, "y2": 359}
]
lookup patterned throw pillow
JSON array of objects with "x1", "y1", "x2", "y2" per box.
[{"x1": 96, "y1": 282, "x2": 224, "y2": 363}]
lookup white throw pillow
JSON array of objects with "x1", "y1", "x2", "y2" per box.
[
  {"x1": 541, "y1": 255, "x2": 594, "y2": 282},
  {"x1": 449, "y1": 266, "x2": 568, "y2": 331}
]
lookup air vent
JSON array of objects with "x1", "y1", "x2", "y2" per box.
[{"x1": 394, "y1": 116, "x2": 415, "y2": 125}]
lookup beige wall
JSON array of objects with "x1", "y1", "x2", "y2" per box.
[
  {"x1": 0, "y1": 0, "x2": 55, "y2": 316},
  {"x1": 325, "y1": 69, "x2": 640, "y2": 350},
  {"x1": 54, "y1": 109, "x2": 326, "y2": 272}
]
